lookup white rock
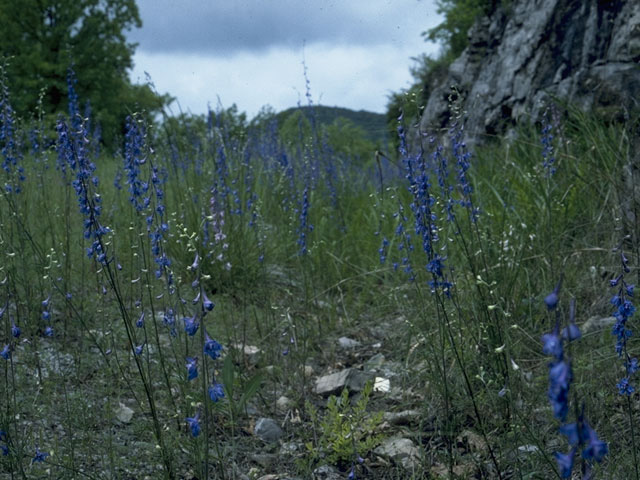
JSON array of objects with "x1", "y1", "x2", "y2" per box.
[{"x1": 115, "y1": 402, "x2": 134, "y2": 424}]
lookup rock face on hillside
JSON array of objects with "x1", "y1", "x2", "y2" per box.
[{"x1": 418, "y1": 0, "x2": 640, "y2": 142}]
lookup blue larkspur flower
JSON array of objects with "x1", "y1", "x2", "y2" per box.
[
  {"x1": 190, "y1": 253, "x2": 200, "y2": 271},
  {"x1": 581, "y1": 421, "x2": 608, "y2": 462},
  {"x1": 11, "y1": 321, "x2": 20, "y2": 338},
  {"x1": 559, "y1": 423, "x2": 579, "y2": 446},
  {"x1": 544, "y1": 291, "x2": 559, "y2": 310},
  {"x1": 542, "y1": 329, "x2": 563, "y2": 359},
  {"x1": 136, "y1": 312, "x2": 145, "y2": 328},
  {"x1": 134, "y1": 343, "x2": 144, "y2": 355},
  {"x1": 183, "y1": 315, "x2": 199, "y2": 336},
  {"x1": 208, "y1": 383, "x2": 225, "y2": 402},
  {"x1": 554, "y1": 448, "x2": 575, "y2": 478},
  {"x1": 202, "y1": 292, "x2": 215, "y2": 311},
  {"x1": 186, "y1": 356, "x2": 198, "y2": 381},
  {"x1": 186, "y1": 411, "x2": 201, "y2": 437},
  {"x1": 617, "y1": 377, "x2": 635, "y2": 395},
  {"x1": 204, "y1": 331, "x2": 223, "y2": 359},
  {"x1": 627, "y1": 357, "x2": 639, "y2": 374},
  {"x1": 548, "y1": 360, "x2": 572, "y2": 421},
  {"x1": 348, "y1": 466, "x2": 356, "y2": 480},
  {"x1": 561, "y1": 323, "x2": 581, "y2": 342},
  {"x1": 1, "y1": 344, "x2": 10, "y2": 360},
  {"x1": 32, "y1": 447, "x2": 49, "y2": 463},
  {"x1": 544, "y1": 278, "x2": 563, "y2": 311}
]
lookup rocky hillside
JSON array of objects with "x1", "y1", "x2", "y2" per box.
[{"x1": 417, "y1": 0, "x2": 640, "y2": 143}]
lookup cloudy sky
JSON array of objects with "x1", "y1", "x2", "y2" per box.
[{"x1": 127, "y1": 0, "x2": 442, "y2": 119}]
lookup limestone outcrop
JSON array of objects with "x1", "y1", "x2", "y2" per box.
[{"x1": 417, "y1": 0, "x2": 640, "y2": 142}]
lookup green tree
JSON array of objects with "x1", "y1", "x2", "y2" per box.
[
  {"x1": 325, "y1": 117, "x2": 376, "y2": 164},
  {"x1": 0, "y1": 0, "x2": 168, "y2": 147},
  {"x1": 279, "y1": 109, "x2": 313, "y2": 153}
]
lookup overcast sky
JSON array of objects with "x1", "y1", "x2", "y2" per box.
[{"x1": 127, "y1": 0, "x2": 442, "y2": 119}]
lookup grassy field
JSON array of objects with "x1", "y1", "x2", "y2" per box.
[{"x1": 0, "y1": 76, "x2": 637, "y2": 479}]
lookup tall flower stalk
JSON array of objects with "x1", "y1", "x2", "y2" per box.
[
  {"x1": 542, "y1": 282, "x2": 608, "y2": 478},
  {"x1": 57, "y1": 106, "x2": 175, "y2": 477}
]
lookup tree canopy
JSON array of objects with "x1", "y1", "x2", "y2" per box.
[{"x1": 0, "y1": 0, "x2": 168, "y2": 147}]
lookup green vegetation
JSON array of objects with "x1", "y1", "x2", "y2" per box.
[
  {"x1": 303, "y1": 382, "x2": 383, "y2": 471},
  {"x1": 274, "y1": 105, "x2": 389, "y2": 145}
]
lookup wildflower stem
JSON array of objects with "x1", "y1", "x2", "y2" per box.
[{"x1": 626, "y1": 395, "x2": 640, "y2": 480}]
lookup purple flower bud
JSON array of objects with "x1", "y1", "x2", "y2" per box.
[
  {"x1": 202, "y1": 292, "x2": 214, "y2": 311},
  {"x1": 1, "y1": 344, "x2": 10, "y2": 360},
  {"x1": 544, "y1": 291, "x2": 559, "y2": 310},
  {"x1": 190, "y1": 253, "x2": 199, "y2": 271}
]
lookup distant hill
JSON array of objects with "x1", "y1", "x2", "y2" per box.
[{"x1": 273, "y1": 105, "x2": 390, "y2": 147}]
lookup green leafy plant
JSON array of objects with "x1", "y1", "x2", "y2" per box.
[
  {"x1": 302, "y1": 381, "x2": 383, "y2": 470},
  {"x1": 220, "y1": 352, "x2": 263, "y2": 420}
]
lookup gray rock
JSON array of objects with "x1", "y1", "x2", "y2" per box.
[
  {"x1": 38, "y1": 344, "x2": 75, "y2": 378},
  {"x1": 254, "y1": 417, "x2": 283, "y2": 442},
  {"x1": 250, "y1": 453, "x2": 277, "y2": 468},
  {"x1": 583, "y1": 315, "x2": 616, "y2": 333},
  {"x1": 374, "y1": 437, "x2": 420, "y2": 468},
  {"x1": 280, "y1": 441, "x2": 300, "y2": 454},
  {"x1": 115, "y1": 402, "x2": 134, "y2": 424},
  {"x1": 415, "y1": 0, "x2": 640, "y2": 146},
  {"x1": 383, "y1": 410, "x2": 421, "y2": 426},
  {"x1": 364, "y1": 353, "x2": 386, "y2": 371},
  {"x1": 276, "y1": 395, "x2": 294, "y2": 411},
  {"x1": 518, "y1": 444, "x2": 540, "y2": 454},
  {"x1": 312, "y1": 465, "x2": 343, "y2": 480},
  {"x1": 315, "y1": 368, "x2": 374, "y2": 396},
  {"x1": 233, "y1": 343, "x2": 261, "y2": 365},
  {"x1": 337, "y1": 336, "x2": 360, "y2": 349}
]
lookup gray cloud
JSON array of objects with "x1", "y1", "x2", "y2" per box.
[{"x1": 128, "y1": 0, "x2": 438, "y2": 54}]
